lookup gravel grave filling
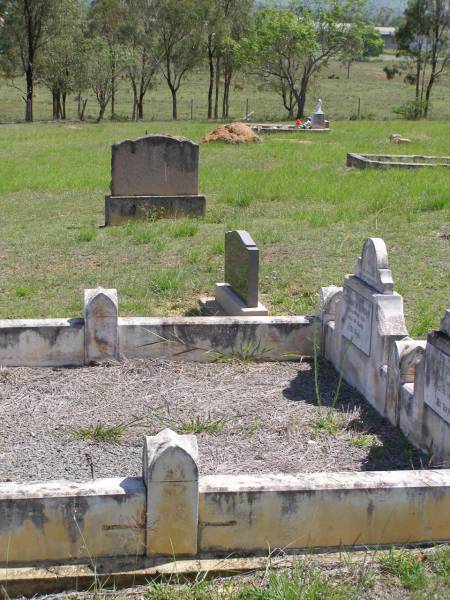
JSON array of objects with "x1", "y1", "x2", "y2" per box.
[{"x1": 0, "y1": 358, "x2": 425, "y2": 483}]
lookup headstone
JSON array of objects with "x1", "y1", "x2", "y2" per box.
[
  {"x1": 143, "y1": 428, "x2": 199, "y2": 556},
  {"x1": 84, "y1": 288, "x2": 119, "y2": 363},
  {"x1": 111, "y1": 135, "x2": 199, "y2": 197},
  {"x1": 213, "y1": 230, "x2": 268, "y2": 316},
  {"x1": 320, "y1": 237, "x2": 408, "y2": 416},
  {"x1": 225, "y1": 230, "x2": 259, "y2": 307},
  {"x1": 424, "y1": 311, "x2": 450, "y2": 425},
  {"x1": 105, "y1": 135, "x2": 206, "y2": 225}
]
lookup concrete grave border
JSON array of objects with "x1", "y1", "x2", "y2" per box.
[
  {"x1": 1, "y1": 236, "x2": 449, "y2": 595},
  {"x1": 347, "y1": 152, "x2": 450, "y2": 169}
]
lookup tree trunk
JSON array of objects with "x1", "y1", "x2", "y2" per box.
[
  {"x1": 170, "y1": 87, "x2": 177, "y2": 120},
  {"x1": 214, "y1": 55, "x2": 220, "y2": 119},
  {"x1": 52, "y1": 90, "x2": 58, "y2": 120},
  {"x1": 62, "y1": 93, "x2": 67, "y2": 120},
  {"x1": 138, "y1": 95, "x2": 144, "y2": 119},
  {"x1": 222, "y1": 65, "x2": 232, "y2": 119},
  {"x1": 97, "y1": 103, "x2": 106, "y2": 122},
  {"x1": 80, "y1": 99, "x2": 87, "y2": 121},
  {"x1": 25, "y1": 66, "x2": 33, "y2": 122},
  {"x1": 111, "y1": 59, "x2": 116, "y2": 119},
  {"x1": 295, "y1": 73, "x2": 309, "y2": 119},
  {"x1": 207, "y1": 35, "x2": 214, "y2": 119}
]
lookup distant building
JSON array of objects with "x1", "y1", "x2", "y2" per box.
[{"x1": 375, "y1": 26, "x2": 397, "y2": 50}]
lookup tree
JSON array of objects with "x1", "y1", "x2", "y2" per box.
[
  {"x1": 85, "y1": 36, "x2": 130, "y2": 121},
  {"x1": 396, "y1": 0, "x2": 450, "y2": 117},
  {"x1": 37, "y1": 0, "x2": 87, "y2": 120},
  {"x1": 339, "y1": 24, "x2": 383, "y2": 79},
  {"x1": 0, "y1": 0, "x2": 56, "y2": 121},
  {"x1": 123, "y1": 0, "x2": 159, "y2": 120},
  {"x1": 88, "y1": 0, "x2": 128, "y2": 119},
  {"x1": 156, "y1": 0, "x2": 208, "y2": 120},
  {"x1": 218, "y1": 0, "x2": 253, "y2": 119},
  {"x1": 249, "y1": 1, "x2": 365, "y2": 119}
]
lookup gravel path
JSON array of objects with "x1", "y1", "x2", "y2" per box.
[{"x1": 0, "y1": 359, "x2": 423, "y2": 482}]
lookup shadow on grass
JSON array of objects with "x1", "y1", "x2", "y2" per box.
[{"x1": 282, "y1": 358, "x2": 425, "y2": 471}]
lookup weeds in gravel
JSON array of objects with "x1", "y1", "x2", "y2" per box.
[
  {"x1": 309, "y1": 321, "x2": 350, "y2": 435},
  {"x1": 349, "y1": 434, "x2": 378, "y2": 449},
  {"x1": 69, "y1": 422, "x2": 126, "y2": 443},
  {"x1": 177, "y1": 415, "x2": 227, "y2": 436}
]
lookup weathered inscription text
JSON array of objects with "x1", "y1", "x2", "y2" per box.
[{"x1": 342, "y1": 288, "x2": 373, "y2": 356}]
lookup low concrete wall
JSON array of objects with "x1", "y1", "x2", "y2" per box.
[
  {"x1": 0, "y1": 478, "x2": 146, "y2": 564},
  {"x1": 0, "y1": 318, "x2": 84, "y2": 367},
  {"x1": 198, "y1": 470, "x2": 450, "y2": 552},
  {"x1": 119, "y1": 316, "x2": 312, "y2": 362},
  {"x1": 0, "y1": 296, "x2": 313, "y2": 367},
  {"x1": 1, "y1": 458, "x2": 449, "y2": 569}
]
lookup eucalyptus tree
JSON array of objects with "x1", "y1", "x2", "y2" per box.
[
  {"x1": 249, "y1": 1, "x2": 366, "y2": 118},
  {"x1": 123, "y1": 0, "x2": 160, "y2": 120},
  {"x1": 88, "y1": 0, "x2": 129, "y2": 118},
  {"x1": 0, "y1": 0, "x2": 57, "y2": 121},
  {"x1": 396, "y1": 0, "x2": 450, "y2": 117},
  {"x1": 37, "y1": 0, "x2": 87, "y2": 119},
  {"x1": 155, "y1": 0, "x2": 209, "y2": 120}
]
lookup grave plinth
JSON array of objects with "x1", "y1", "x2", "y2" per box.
[
  {"x1": 320, "y1": 238, "x2": 408, "y2": 418},
  {"x1": 105, "y1": 135, "x2": 206, "y2": 225},
  {"x1": 200, "y1": 230, "x2": 268, "y2": 316}
]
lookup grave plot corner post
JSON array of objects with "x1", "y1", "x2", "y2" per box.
[
  {"x1": 142, "y1": 428, "x2": 199, "y2": 557},
  {"x1": 83, "y1": 288, "x2": 119, "y2": 364}
]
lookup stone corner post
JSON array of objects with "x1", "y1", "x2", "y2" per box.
[
  {"x1": 142, "y1": 428, "x2": 199, "y2": 557},
  {"x1": 83, "y1": 287, "x2": 119, "y2": 364}
]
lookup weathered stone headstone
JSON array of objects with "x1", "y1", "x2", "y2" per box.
[
  {"x1": 213, "y1": 230, "x2": 268, "y2": 316},
  {"x1": 105, "y1": 135, "x2": 206, "y2": 225},
  {"x1": 320, "y1": 238, "x2": 408, "y2": 416},
  {"x1": 111, "y1": 135, "x2": 199, "y2": 197},
  {"x1": 224, "y1": 230, "x2": 259, "y2": 307},
  {"x1": 424, "y1": 310, "x2": 450, "y2": 425}
]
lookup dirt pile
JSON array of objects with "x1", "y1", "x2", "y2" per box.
[{"x1": 203, "y1": 122, "x2": 262, "y2": 144}]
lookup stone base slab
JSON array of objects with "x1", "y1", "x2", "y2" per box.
[
  {"x1": 105, "y1": 195, "x2": 206, "y2": 225},
  {"x1": 214, "y1": 283, "x2": 268, "y2": 316}
]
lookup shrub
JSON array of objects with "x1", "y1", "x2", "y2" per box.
[{"x1": 393, "y1": 100, "x2": 427, "y2": 120}]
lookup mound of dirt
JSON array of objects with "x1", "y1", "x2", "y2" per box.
[{"x1": 203, "y1": 122, "x2": 262, "y2": 144}]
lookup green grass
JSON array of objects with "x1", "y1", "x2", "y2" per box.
[
  {"x1": 0, "y1": 119, "x2": 449, "y2": 336},
  {"x1": 69, "y1": 422, "x2": 125, "y2": 443},
  {"x1": 177, "y1": 415, "x2": 227, "y2": 436},
  {"x1": 82, "y1": 547, "x2": 449, "y2": 599}
]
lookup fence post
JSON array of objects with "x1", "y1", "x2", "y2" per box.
[{"x1": 143, "y1": 428, "x2": 199, "y2": 557}]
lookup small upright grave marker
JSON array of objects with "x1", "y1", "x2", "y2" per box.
[
  {"x1": 105, "y1": 135, "x2": 206, "y2": 225},
  {"x1": 200, "y1": 230, "x2": 268, "y2": 316}
]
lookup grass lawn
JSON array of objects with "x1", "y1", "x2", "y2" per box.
[{"x1": 0, "y1": 119, "x2": 449, "y2": 338}]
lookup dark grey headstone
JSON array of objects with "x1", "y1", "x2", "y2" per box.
[
  {"x1": 111, "y1": 135, "x2": 199, "y2": 197},
  {"x1": 224, "y1": 230, "x2": 259, "y2": 307}
]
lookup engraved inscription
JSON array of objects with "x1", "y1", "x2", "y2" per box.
[
  {"x1": 424, "y1": 344, "x2": 450, "y2": 425},
  {"x1": 342, "y1": 288, "x2": 373, "y2": 356}
]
